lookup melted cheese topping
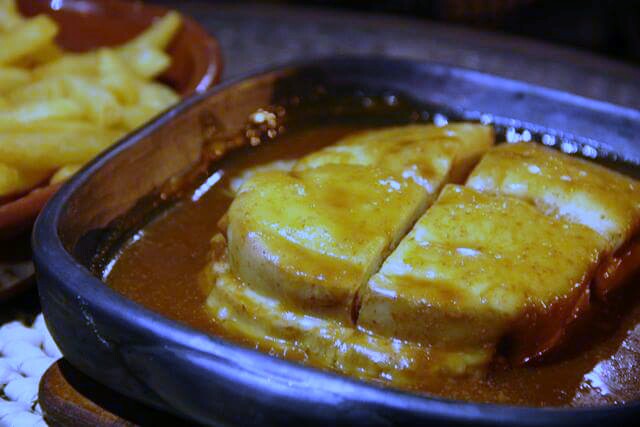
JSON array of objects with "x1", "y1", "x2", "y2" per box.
[
  {"x1": 358, "y1": 185, "x2": 606, "y2": 364},
  {"x1": 227, "y1": 164, "x2": 427, "y2": 322},
  {"x1": 295, "y1": 123, "x2": 494, "y2": 195},
  {"x1": 467, "y1": 142, "x2": 640, "y2": 252},
  {"x1": 206, "y1": 126, "x2": 640, "y2": 383},
  {"x1": 205, "y1": 257, "x2": 488, "y2": 386}
]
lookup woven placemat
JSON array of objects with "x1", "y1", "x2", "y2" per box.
[{"x1": 0, "y1": 315, "x2": 61, "y2": 427}]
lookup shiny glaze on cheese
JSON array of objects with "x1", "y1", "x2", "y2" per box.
[
  {"x1": 360, "y1": 185, "x2": 605, "y2": 366},
  {"x1": 295, "y1": 124, "x2": 493, "y2": 194},
  {"x1": 467, "y1": 142, "x2": 640, "y2": 252},
  {"x1": 195, "y1": 122, "x2": 496, "y2": 386},
  {"x1": 205, "y1": 252, "x2": 483, "y2": 386},
  {"x1": 226, "y1": 164, "x2": 426, "y2": 322},
  {"x1": 467, "y1": 142, "x2": 640, "y2": 299}
]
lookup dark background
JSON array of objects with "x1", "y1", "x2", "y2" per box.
[{"x1": 280, "y1": 0, "x2": 640, "y2": 65}]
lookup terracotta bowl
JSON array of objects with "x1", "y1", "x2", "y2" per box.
[{"x1": 0, "y1": 0, "x2": 222, "y2": 240}]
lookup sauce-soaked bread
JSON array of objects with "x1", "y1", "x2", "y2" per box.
[
  {"x1": 205, "y1": 253, "x2": 489, "y2": 386},
  {"x1": 358, "y1": 185, "x2": 606, "y2": 366},
  {"x1": 467, "y1": 142, "x2": 640, "y2": 298},
  {"x1": 295, "y1": 123, "x2": 494, "y2": 196},
  {"x1": 226, "y1": 124, "x2": 494, "y2": 323},
  {"x1": 226, "y1": 164, "x2": 426, "y2": 323},
  {"x1": 467, "y1": 142, "x2": 640, "y2": 251}
]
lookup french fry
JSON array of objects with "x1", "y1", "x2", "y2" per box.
[
  {"x1": 97, "y1": 49, "x2": 139, "y2": 105},
  {"x1": 0, "y1": 129, "x2": 123, "y2": 170},
  {"x1": 120, "y1": 104, "x2": 156, "y2": 131},
  {"x1": 0, "y1": 0, "x2": 22, "y2": 32},
  {"x1": 15, "y1": 41, "x2": 64, "y2": 67},
  {"x1": 50, "y1": 163, "x2": 82, "y2": 185},
  {"x1": 4, "y1": 75, "x2": 65, "y2": 103},
  {"x1": 0, "y1": 15, "x2": 58, "y2": 64},
  {"x1": 0, "y1": 66, "x2": 30, "y2": 93},
  {"x1": 0, "y1": 162, "x2": 50, "y2": 196},
  {"x1": 123, "y1": 11, "x2": 182, "y2": 51},
  {"x1": 64, "y1": 76, "x2": 121, "y2": 127},
  {"x1": 35, "y1": 44, "x2": 169, "y2": 81},
  {"x1": 120, "y1": 82, "x2": 179, "y2": 130},
  {"x1": 138, "y1": 81, "x2": 179, "y2": 112},
  {"x1": 0, "y1": 119, "x2": 97, "y2": 133},
  {"x1": 118, "y1": 46, "x2": 170, "y2": 79},
  {"x1": 0, "y1": 99, "x2": 84, "y2": 129},
  {"x1": 0, "y1": 5, "x2": 182, "y2": 198},
  {"x1": 32, "y1": 53, "x2": 97, "y2": 79}
]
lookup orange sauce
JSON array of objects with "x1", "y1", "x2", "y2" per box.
[{"x1": 104, "y1": 121, "x2": 640, "y2": 408}]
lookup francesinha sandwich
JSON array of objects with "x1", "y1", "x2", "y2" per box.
[{"x1": 202, "y1": 125, "x2": 640, "y2": 387}]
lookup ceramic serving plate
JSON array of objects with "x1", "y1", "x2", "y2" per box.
[
  {"x1": 33, "y1": 57, "x2": 640, "y2": 426},
  {"x1": 0, "y1": 0, "x2": 222, "y2": 240}
]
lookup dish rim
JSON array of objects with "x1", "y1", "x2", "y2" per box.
[{"x1": 33, "y1": 55, "x2": 640, "y2": 424}]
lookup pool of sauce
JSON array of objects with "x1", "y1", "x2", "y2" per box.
[{"x1": 103, "y1": 98, "x2": 640, "y2": 408}]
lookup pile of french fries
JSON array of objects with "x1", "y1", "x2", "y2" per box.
[{"x1": 0, "y1": 0, "x2": 181, "y2": 198}]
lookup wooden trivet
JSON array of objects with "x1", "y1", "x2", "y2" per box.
[{"x1": 39, "y1": 360, "x2": 190, "y2": 426}]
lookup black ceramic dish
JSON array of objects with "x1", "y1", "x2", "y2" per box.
[{"x1": 33, "y1": 57, "x2": 640, "y2": 426}]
